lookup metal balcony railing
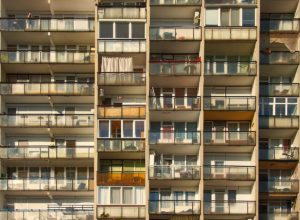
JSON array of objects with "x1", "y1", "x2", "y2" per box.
[
  {"x1": 0, "y1": 18, "x2": 94, "y2": 32},
  {"x1": 259, "y1": 147, "x2": 299, "y2": 161},
  {"x1": 204, "y1": 131, "x2": 256, "y2": 146},
  {"x1": 0, "y1": 146, "x2": 94, "y2": 159},
  {"x1": 260, "y1": 51, "x2": 299, "y2": 65},
  {"x1": 150, "y1": 61, "x2": 201, "y2": 76},
  {"x1": 259, "y1": 83, "x2": 299, "y2": 96},
  {"x1": 0, "y1": 178, "x2": 94, "y2": 191},
  {"x1": 149, "y1": 200, "x2": 201, "y2": 215},
  {"x1": 259, "y1": 180, "x2": 299, "y2": 193},
  {"x1": 97, "y1": 172, "x2": 145, "y2": 186},
  {"x1": 150, "y1": 27, "x2": 201, "y2": 40},
  {"x1": 149, "y1": 131, "x2": 201, "y2": 145},
  {"x1": 0, "y1": 83, "x2": 94, "y2": 96},
  {"x1": 98, "y1": 138, "x2": 145, "y2": 152},
  {"x1": 259, "y1": 116, "x2": 299, "y2": 129},
  {"x1": 98, "y1": 39, "x2": 146, "y2": 53},
  {"x1": 261, "y1": 19, "x2": 300, "y2": 32},
  {"x1": 203, "y1": 165, "x2": 255, "y2": 180},
  {"x1": 260, "y1": 212, "x2": 299, "y2": 220},
  {"x1": 149, "y1": 165, "x2": 201, "y2": 180},
  {"x1": 150, "y1": 0, "x2": 201, "y2": 5},
  {"x1": 204, "y1": 201, "x2": 256, "y2": 215},
  {"x1": 98, "y1": 72, "x2": 146, "y2": 85},
  {"x1": 99, "y1": 7, "x2": 146, "y2": 19},
  {"x1": 0, "y1": 114, "x2": 94, "y2": 127},
  {"x1": 204, "y1": 61, "x2": 257, "y2": 76},
  {"x1": 97, "y1": 205, "x2": 145, "y2": 219},
  {"x1": 98, "y1": 105, "x2": 146, "y2": 118},
  {"x1": 205, "y1": 0, "x2": 256, "y2": 4},
  {"x1": 205, "y1": 27, "x2": 257, "y2": 40},
  {"x1": 204, "y1": 96, "x2": 256, "y2": 111},
  {"x1": 0, "y1": 51, "x2": 95, "y2": 64},
  {"x1": 150, "y1": 96, "x2": 201, "y2": 110}
]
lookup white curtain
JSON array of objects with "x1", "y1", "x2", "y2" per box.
[
  {"x1": 135, "y1": 187, "x2": 145, "y2": 205},
  {"x1": 101, "y1": 56, "x2": 133, "y2": 72},
  {"x1": 98, "y1": 187, "x2": 109, "y2": 204}
]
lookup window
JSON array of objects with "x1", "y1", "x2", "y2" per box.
[
  {"x1": 260, "y1": 97, "x2": 298, "y2": 116},
  {"x1": 135, "y1": 121, "x2": 145, "y2": 138},
  {"x1": 123, "y1": 121, "x2": 133, "y2": 138},
  {"x1": 99, "y1": 121, "x2": 109, "y2": 137},
  {"x1": 206, "y1": 9, "x2": 219, "y2": 26},
  {"x1": 116, "y1": 22, "x2": 129, "y2": 38},
  {"x1": 242, "y1": 9, "x2": 255, "y2": 26},
  {"x1": 228, "y1": 190, "x2": 236, "y2": 202},
  {"x1": 132, "y1": 23, "x2": 145, "y2": 38},
  {"x1": 123, "y1": 187, "x2": 133, "y2": 204},
  {"x1": 111, "y1": 187, "x2": 121, "y2": 204},
  {"x1": 100, "y1": 22, "x2": 113, "y2": 38}
]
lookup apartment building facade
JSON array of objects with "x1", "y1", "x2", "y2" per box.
[{"x1": 0, "y1": 0, "x2": 298, "y2": 219}]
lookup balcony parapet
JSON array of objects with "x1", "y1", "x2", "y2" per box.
[
  {"x1": 149, "y1": 165, "x2": 201, "y2": 180},
  {"x1": 98, "y1": 39, "x2": 146, "y2": 53},
  {"x1": 259, "y1": 116, "x2": 299, "y2": 129},
  {"x1": 259, "y1": 147, "x2": 299, "y2": 161},
  {"x1": 149, "y1": 200, "x2": 201, "y2": 215},
  {"x1": 98, "y1": 105, "x2": 146, "y2": 118},
  {"x1": 97, "y1": 172, "x2": 145, "y2": 186},
  {"x1": 98, "y1": 7, "x2": 146, "y2": 19},
  {"x1": 260, "y1": 83, "x2": 299, "y2": 97},
  {"x1": 260, "y1": 51, "x2": 299, "y2": 65},
  {"x1": 150, "y1": 61, "x2": 201, "y2": 76},
  {"x1": 205, "y1": 0, "x2": 256, "y2": 5},
  {"x1": 205, "y1": 27, "x2": 257, "y2": 40},
  {"x1": 150, "y1": 96, "x2": 201, "y2": 111},
  {"x1": 150, "y1": 0, "x2": 201, "y2": 6},
  {"x1": 204, "y1": 96, "x2": 256, "y2": 111},
  {"x1": 204, "y1": 201, "x2": 256, "y2": 215},
  {"x1": 97, "y1": 138, "x2": 145, "y2": 152},
  {"x1": 259, "y1": 180, "x2": 299, "y2": 194},
  {"x1": 204, "y1": 61, "x2": 256, "y2": 76},
  {"x1": 259, "y1": 212, "x2": 299, "y2": 220},
  {"x1": 149, "y1": 131, "x2": 201, "y2": 145},
  {"x1": 98, "y1": 72, "x2": 146, "y2": 86},
  {"x1": 261, "y1": 19, "x2": 300, "y2": 32},
  {"x1": 150, "y1": 27, "x2": 201, "y2": 41},
  {"x1": 204, "y1": 131, "x2": 256, "y2": 146},
  {"x1": 97, "y1": 205, "x2": 145, "y2": 219}
]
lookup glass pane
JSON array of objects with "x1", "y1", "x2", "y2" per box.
[
  {"x1": 132, "y1": 23, "x2": 145, "y2": 38},
  {"x1": 116, "y1": 22, "x2": 129, "y2": 38},
  {"x1": 206, "y1": 9, "x2": 218, "y2": 26},
  {"x1": 243, "y1": 9, "x2": 255, "y2": 27},
  {"x1": 100, "y1": 23, "x2": 113, "y2": 38}
]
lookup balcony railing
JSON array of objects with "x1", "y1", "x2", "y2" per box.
[
  {"x1": 99, "y1": 8, "x2": 146, "y2": 19},
  {"x1": 0, "y1": 146, "x2": 94, "y2": 159},
  {"x1": 260, "y1": 212, "x2": 299, "y2": 220},
  {"x1": 260, "y1": 147, "x2": 299, "y2": 161},
  {"x1": 260, "y1": 180, "x2": 299, "y2": 193},
  {"x1": 98, "y1": 138, "x2": 145, "y2": 152},
  {"x1": 261, "y1": 19, "x2": 300, "y2": 32},
  {"x1": 149, "y1": 200, "x2": 201, "y2": 215},
  {"x1": 0, "y1": 114, "x2": 94, "y2": 127},
  {"x1": 259, "y1": 116, "x2": 299, "y2": 129},
  {"x1": 0, "y1": 83, "x2": 94, "y2": 96},
  {"x1": 204, "y1": 201, "x2": 256, "y2": 215},
  {"x1": 206, "y1": 0, "x2": 256, "y2": 4},
  {"x1": 150, "y1": 96, "x2": 201, "y2": 110},
  {"x1": 204, "y1": 96, "x2": 256, "y2": 111},
  {"x1": 0, "y1": 51, "x2": 94, "y2": 64},
  {"x1": 149, "y1": 165, "x2": 201, "y2": 179},
  {"x1": 97, "y1": 172, "x2": 145, "y2": 186},
  {"x1": 0, "y1": 208, "x2": 94, "y2": 220},
  {"x1": 150, "y1": 61, "x2": 201, "y2": 76},
  {"x1": 98, "y1": 105, "x2": 146, "y2": 118},
  {"x1": 150, "y1": 27, "x2": 201, "y2": 40},
  {"x1": 204, "y1": 131, "x2": 256, "y2": 146},
  {"x1": 0, "y1": 18, "x2": 94, "y2": 32},
  {"x1": 205, "y1": 27, "x2": 257, "y2": 40},
  {"x1": 98, "y1": 39, "x2": 146, "y2": 53},
  {"x1": 204, "y1": 61, "x2": 257, "y2": 76},
  {"x1": 260, "y1": 51, "x2": 299, "y2": 65},
  {"x1": 260, "y1": 83, "x2": 299, "y2": 97},
  {"x1": 150, "y1": 0, "x2": 201, "y2": 5},
  {"x1": 0, "y1": 178, "x2": 94, "y2": 191},
  {"x1": 97, "y1": 205, "x2": 145, "y2": 219},
  {"x1": 149, "y1": 131, "x2": 201, "y2": 145},
  {"x1": 98, "y1": 72, "x2": 146, "y2": 86},
  {"x1": 203, "y1": 165, "x2": 255, "y2": 181}
]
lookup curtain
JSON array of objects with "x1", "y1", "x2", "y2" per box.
[
  {"x1": 98, "y1": 187, "x2": 109, "y2": 204},
  {"x1": 101, "y1": 57, "x2": 133, "y2": 72},
  {"x1": 111, "y1": 187, "x2": 121, "y2": 204},
  {"x1": 123, "y1": 187, "x2": 133, "y2": 204}
]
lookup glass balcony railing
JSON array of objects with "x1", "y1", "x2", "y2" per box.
[
  {"x1": 205, "y1": 0, "x2": 256, "y2": 4},
  {"x1": 0, "y1": 146, "x2": 94, "y2": 159},
  {"x1": 149, "y1": 200, "x2": 201, "y2": 215},
  {"x1": 149, "y1": 131, "x2": 201, "y2": 145},
  {"x1": 260, "y1": 51, "x2": 299, "y2": 65},
  {"x1": 205, "y1": 27, "x2": 257, "y2": 40},
  {"x1": 204, "y1": 131, "x2": 256, "y2": 146},
  {"x1": 150, "y1": 96, "x2": 201, "y2": 110},
  {"x1": 259, "y1": 147, "x2": 299, "y2": 161},
  {"x1": 259, "y1": 116, "x2": 299, "y2": 129},
  {"x1": 204, "y1": 61, "x2": 257, "y2": 76},
  {"x1": 0, "y1": 83, "x2": 94, "y2": 96},
  {"x1": 97, "y1": 172, "x2": 145, "y2": 186},
  {"x1": 150, "y1": 0, "x2": 201, "y2": 5},
  {"x1": 0, "y1": 114, "x2": 94, "y2": 127},
  {"x1": 98, "y1": 138, "x2": 145, "y2": 152},
  {"x1": 260, "y1": 180, "x2": 299, "y2": 193},
  {"x1": 0, "y1": 51, "x2": 95, "y2": 64},
  {"x1": 203, "y1": 165, "x2": 255, "y2": 181},
  {"x1": 259, "y1": 84, "x2": 299, "y2": 96},
  {"x1": 149, "y1": 165, "x2": 200, "y2": 179},
  {"x1": 98, "y1": 73, "x2": 146, "y2": 85},
  {"x1": 150, "y1": 61, "x2": 201, "y2": 76},
  {"x1": 0, "y1": 178, "x2": 94, "y2": 191},
  {"x1": 204, "y1": 201, "x2": 256, "y2": 215},
  {"x1": 150, "y1": 27, "x2": 201, "y2": 40},
  {"x1": 261, "y1": 19, "x2": 300, "y2": 32},
  {"x1": 97, "y1": 205, "x2": 145, "y2": 219},
  {"x1": 98, "y1": 105, "x2": 146, "y2": 118},
  {"x1": 0, "y1": 18, "x2": 94, "y2": 32},
  {"x1": 99, "y1": 8, "x2": 146, "y2": 19},
  {"x1": 98, "y1": 39, "x2": 146, "y2": 53},
  {"x1": 204, "y1": 96, "x2": 256, "y2": 111},
  {"x1": 260, "y1": 212, "x2": 299, "y2": 220}
]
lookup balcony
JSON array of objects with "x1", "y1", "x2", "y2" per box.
[
  {"x1": 259, "y1": 147, "x2": 299, "y2": 161},
  {"x1": 150, "y1": 96, "x2": 201, "y2": 111},
  {"x1": 204, "y1": 201, "x2": 256, "y2": 216},
  {"x1": 204, "y1": 96, "x2": 256, "y2": 111},
  {"x1": 0, "y1": 83, "x2": 94, "y2": 96},
  {"x1": 261, "y1": 19, "x2": 300, "y2": 32},
  {"x1": 97, "y1": 172, "x2": 145, "y2": 186},
  {"x1": 260, "y1": 180, "x2": 299, "y2": 194},
  {"x1": 98, "y1": 138, "x2": 145, "y2": 152},
  {"x1": 98, "y1": 72, "x2": 146, "y2": 86},
  {"x1": 150, "y1": 131, "x2": 200, "y2": 145},
  {"x1": 0, "y1": 114, "x2": 94, "y2": 127},
  {"x1": 98, "y1": 7, "x2": 146, "y2": 19},
  {"x1": 260, "y1": 83, "x2": 299, "y2": 97},
  {"x1": 205, "y1": 27, "x2": 257, "y2": 40},
  {"x1": 98, "y1": 39, "x2": 146, "y2": 53},
  {"x1": 0, "y1": 146, "x2": 94, "y2": 159},
  {"x1": 205, "y1": 0, "x2": 256, "y2": 5},
  {"x1": 0, "y1": 18, "x2": 94, "y2": 32},
  {"x1": 0, "y1": 178, "x2": 94, "y2": 191},
  {"x1": 97, "y1": 205, "x2": 145, "y2": 219},
  {"x1": 260, "y1": 212, "x2": 299, "y2": 220},
  {"x1": 205, "y1": 61, "x2": 257, "y2": 76},
  {"x1": 260, "y1": 51, "x2": 299, "y2": 65},
  {"x1": 204, "y1": 131, "x2": 256, "y2": 146},
  {"x1": 149, "y1": 200, "x2": 201, "y2": 215},
  {"x1": 98, "y1": 105, "x2": 146, "y2": 119},
  {"x1": 150, "y1": 27, "x2": 201, "y2": 41},
  {"x1": 150, "y1": 0, "x2": 201, "y2": 5},
  {"x1": 149, "y1": 165, "x2": 201, "y2": 180},
  {"x1": 259, "y1": 116, "x2": 299, "y2": 129}
]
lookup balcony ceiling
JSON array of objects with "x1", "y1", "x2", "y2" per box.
[
  {"x1": 261, "y1": 0, "x2": 298, "y2": 13},
  {"x1": 150, "y1": 6, "x2": 201, "y2": 19},
  {"x1": 205, "y1": 42, "x2": 256, "y2": 56}
]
